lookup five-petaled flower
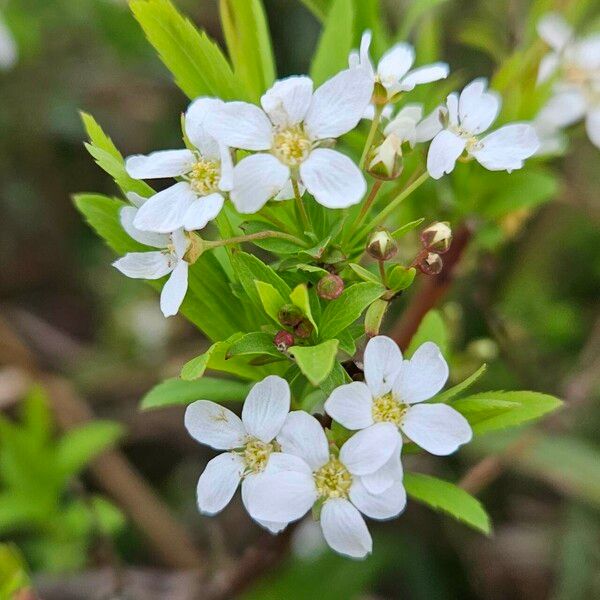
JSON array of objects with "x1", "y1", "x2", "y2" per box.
[
  {"x1": 113, "y1": 193, "x2": 191, "y2": 317},
  {"x1": 125, "y1": 98, "x2": 233, "y2": 233},
  {"x1": 245, "y1": 410, "x2": 406, "y2": 559},
  {"x1": 426, "y1": 78, "x2": 539, "y2": 179},
  {"x1": 184, "y1": 375, "x2": 292, "y2": 533},
  {"x1": 205, "y1": 69, "x2": 374, "y2": 212},
  {"x1": 325, "y1": 336, "x2": 472, "y2": 492}
]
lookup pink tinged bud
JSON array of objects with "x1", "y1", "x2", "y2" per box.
[
  {"x1": 274, "y1": 330, "x2": 294, "y2": 352},
  {"x1": 294, "y1": 319, "x2": 314, "y2": 339},
  {"x1": 317, "y1": 274, "x2": 345, "y2": 300},
  {"x1": 421, "y1": 222, "x2": 452, "y2": 253},
  {"x1": 366, "y1": 229, "x2": 398, "y2": 261},
  {"x1": 278, "y1": 304, "x2": 304, "y2": 327},
  {"x1": 417, "y1": 252, "x2": 443, "y2": 275}
]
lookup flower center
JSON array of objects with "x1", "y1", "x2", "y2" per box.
[
  {"x1": 314, "y1": 457, "x2": 352, "y2": 500},
  {"x1": 189, "y1": 158, "x2": 220, "y2": 196},
  {"x1": 243, "y1": 438, "x2": 276, "y2": 474},
  {"x1": 372, "y1": 393, "x2": 407, "y2": 425},
  {"x1": 272, "y1": 125, "x2": 312, "y2": 166}
]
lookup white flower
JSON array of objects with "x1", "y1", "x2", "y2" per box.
[
  {"x1": 426, "y1": 79, "x2": 539, "y2": 179},
  {"x1": 350, "y1": 30, "x2": 449, "y2": 101},
  {"x1": 0, "y1": 11, "x2": 17, "y2": 71},
  {"x1": 245, "y1": 410, "x2": 406, "y2": 559},
  {"x1": 205, "y1": 70, "x2": 374, "y2": 211},
  {"x1": 125, "y1": 98, "x2": 233, "y2": 233},
  {"x1": 112, "y1": 193, "x2": 190, "y2": 317},
  {"x1": 324, "y1": 336, "x2": 472, "y2": 491},
  {"x1": 184, "y1": 376, "x2": 291, "y2": 533}
]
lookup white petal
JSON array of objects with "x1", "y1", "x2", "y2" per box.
[
  {"x1": 261, "y1": 76, "x2": 314, "y2": 127},
  {"x1": 132, "y1": 182, "x2": 196, "y2": 233},
  {"x1": 256, "y1": 520, "x2": 287, "y2": 534},
  {"x1": 415, "y1": 106, "x2": 444, "y2": 142},
  {"x1": 392, "y1": 341, "x2": 449, "y2": 404},
  {"x1": 324, "y1": 382, "x2": 374, "y2": 431},
  {"x1": 384, "y1": 104, "x2": 423, "y2": 136},
  {"x1": 243, "y1": 464, "x2": 317, "y2": 523},
  {"x1": 230, "y1": 154, "x2": 290, "y2": 214},
  {"x1": 339, "y1": 423, "x2": 400, "y2": 476},
  {"x1": 242, "y1": 375, "x2": 291, "y2": 443},
  {"x1": 182, "y1": 193, "x2": 224, "y2": 231},
  {"x1": 0, "y1": 13, "x2": 18, "y2": 70},
  {"x1": 377, "y1": 43, "x2": 415, "y2": 89},
  {"x1": 160, "y1": 259, "x2": 188, "y2": 317},
  {"x1": 185, "y1": 97, "x2": 223, "y2": 157},
  {"x1": 364, "y1": 335, "x2": 403, "y2": 398},
  {"x1": 586, "y1": 108, "x2": 600, "y2": 149},
  {"x1": 112, "y1": 251, "x2": 172, "y2": 280},
  {"x1": 304, "y1": 68, "x2": 374, "y2": 139},
  {"x1": 446, "y1": 92, "x2": 459, "y2": 126},
  {"x1": 398, "y1": 62, "x2": 449, "y2": 91},
  {"x1": 120, "y1": 206, "x2": 170, "y2": 248},
  {"x1": 218, "y1": 143, "x2": 234, "y2": 192},
  {"x1": 472, "y1": 123, "x2": 539, "y2": 171},
  {"x1": 401, "y1": 403, "x2": 472, "y2": 456},
  {"x1": 353, "y1": 30, "x2": 375, "y2": 77},
  {"x1": 170, "y1": 229, "x2": 189, "y2": 259},
  {"x1": 300, "y1": 148, "x2": 366, "y2": 208},
  {"x1": 241, "y1": 474, "x2": 287, "y2": 533},
  {"x1": 426, "y1": 130, "x2": 465, "y2": 179},
  {"x1": 537, "y1": 12, "x2": 572, "y2": 51},
  {"x1": 320, "y1": 499, "x2": 372, "y2": 559},
  {"x1": 205, "y1": 102, "x2": 273, "y2": 150},
  {"x1": 536, "y1": 90, "x2": 586, "y2": 129},
  {"x1": 537, "y1": 52, "x2": 560, "y2": 84},
  {"x1": 350, "y1": 478, "x2": 406, "y2": 520},
  {"x1": 125, "y1": 149, "x2": 195, "y2": 179},
  {"x1": 277, "y1": 411, "x2": 329, "y2": 470},
  {"x1": 360, "y1": 438, "x2": 403, "y2": 495},
  {"x1": 184, "y1": 400, "x2": 246, "y2": 450},
  {"x1": 196, "y1": 452, "x2": 243, "y2": 515},
  {"x1": 458, "y1": 79, "x2": 500, "y2": 134},
  {"x1": 126, "y1": 191, "x2": 147, "y2": 208},
  {"x1": 264, "y1": 451, "x2": 314, "y2": 476}
]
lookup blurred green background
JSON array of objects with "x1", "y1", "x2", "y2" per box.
[{"x1": 0, "y1": 0, "x2": 599, "y2": 598}]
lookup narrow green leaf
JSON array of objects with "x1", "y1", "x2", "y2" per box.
[
  {"x1": 319, "y1": 282, "x2": 384, "y2": 340},
  {"x1": 219, "y1": 0, "x2": 276, "y2": 101},
  {"x1": 319, "y1": 360, "x2": 352, "y2": 396},
  {"x1": 387, "y1": 266, "x2": 416, "y2": 292},
  {"x1": 364, "y1": 298, "x2": 388, "y2": 337},
  {"x1": 310, "y1": 0, "x2": 354, "y2": 86},
  {"x1": 404, "y1": 472, "x2": 491, "y2": 534},
  {"x1": 406, "y1": 309, "x2": 448, "y2": 357},
  {"x1": 299, "y1": 0, "x2": 332, "y2": 21},
  {"x1": 141, "y1": 376, "x2": 252, "y2": 409},
  {"x1": 290, "y1": 284, "x2": 318, "y2": 332},
  {"x1": 391, "y1": 218, "x2": 425, "y2": 239},
  {"x1": 130, "y1": 0, "x2": 239, "y2": 100},
  {"x1": 348, "y1": 262, "x2": 380, "y2": 284},
  {"x1": 433, "y1": 364, "x2": 487, "y2": 403},
  {"x1": 289, "y1": 339, "x2": 339, "y2": 386},
  {"x1": 227, "y1": 332, "x2": 283, "y2": 358},
  {"x1": 256, "y1": 281, "x2": 287, "y2": 322}
]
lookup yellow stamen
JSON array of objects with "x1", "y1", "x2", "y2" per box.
[
  {"x1": 189, "y1": 158, "x2": 220, "y2": 195},
  {"x1": 314, "y1": 457, "x2": 352, "y2": 500},
  {"x1": 243, "y1": 438, "x2": 276, "y2": 474},
  {"x1": 372, "y1": 393, "x2": 407, "y2": 426},
  {"x1": 272, "y1": 125, "x2": 312, "y2": 166}
]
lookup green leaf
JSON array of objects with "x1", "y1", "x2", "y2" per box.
[
  {"x1": 290, "y1": 284, "x2": 318, "y2": 332},
  {"x1": 404, "y1": 472, "x2": 491, "y2": 534},
  {"x1": 256, "y1": 281, "x2": 287, "y2": 322},
  {"x1": 240, "y1": 220, "x2": 306, "y2": 254},
  {"x1": 348, "y1": 262, "x2": 380, "y2": 284},
  {"x1": 433, "y1": 364, "x2": 487, "y2": 403},
  {"x1": 81, "y1": 112, "x2": 153, "y2": 196},
  {"x1": 219, "y1": 0, "x2": 275, "y2": 102},
  {"x1": 391, "y1": 218, "x2": 425, "y2": 239},
  {"x1": 227, "y1": 332, "x2": 283, "y2": 359},
  {"x1": 398, "y1": 0, "x2": 448, "y2": 39},
  {"x1": 55, "y1": 421, "x2": 124, "y2": 478},
  {"x1": 387, "y1": 266, "x2": 416, "y2": 292},
  {"x1": 289, "y1": 340, "x2": 339, "y2": 386},
  {"x1": 406, "y1": 309, "x2": 448, "y2": 357},
  {"x1": 299, "y1": 0, "x2": 332, "y2": 21},
  {"x1": 130, "y1": 0, "x2": 239, "y2": 100},
  {"x1": 364, "y1": 298, "x2": 388, "y2": 337},
  {"x1": 310, "y1": 0, "x2": 354, "y2": 86},
  {"x1": 0, "y1": 544, "x2": 31, "y2": 598},
  {"x1": 453, "y1": 391, "x2": 562, "y2": 434},
  {"x1": 319, "y1": 361, "x2": 352, "y2": 396},
  {"x1": 141, "y1": 376, "x2": 251, "y2": 409},
  {"x1": 319, "y1": 282, "x2": 384, "y2": 340}
]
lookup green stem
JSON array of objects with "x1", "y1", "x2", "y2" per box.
[
  {"x1": 292, "y1": 178, "x2": 311, "y2": 232},
  {"x1": 350, "y1": 179, "x2": 383, "y2": 238},
  {"x1": 360, "y1": 171, "x2": 429, "y2": 235},
  {"x1": 259, "y1": 206, "x2": 290, "y2": 232},
  {"x1": 359, "y1": 105, "x2": 384, "y2": 169},
  {"x1": 204, "y1": 230, "x2": 308, "y2": 250},
  {"x1": 378, "y1": 260, "x2": 388, "y2": 287}
]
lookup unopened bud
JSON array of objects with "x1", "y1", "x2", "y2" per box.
[
  {"x1": 317, "y1": 274, "x2": 344, "y2": 300},
  {"x1": 368, "y1": 135, "x2": 403, "y2": 180},
  {"x1": 294, "y1": 319, "x2": 314, "y2": 339},
  {"x1": 417, "y1": 252, "x2": 443, "y2": 275},
  {"x1": 367, "y1": 229, "x2": 398, "y2": 261},
  {"x1": 278, "y1": 304, "x2": 304, "y2": 327},
  {"x1": 274, "y1": 330, "x2": 294, "y2": 352},
  {"x1": 421, "y1": 222, "x2": 452, "y2": 253}
]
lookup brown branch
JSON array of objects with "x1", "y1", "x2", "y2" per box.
[{"x1": 390, "y1": 223, "x2": 474, "y2": 350}]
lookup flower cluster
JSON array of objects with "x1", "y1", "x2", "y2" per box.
[
  {"x1": 110, "y1": 29, "x2": 539, "y2": 317},
  {"x1": 534, "y1": 13, "x2": 600, "y2": 152},
  {"x1": 185, "y1": 336, "x2": 471, "y2": 558}
]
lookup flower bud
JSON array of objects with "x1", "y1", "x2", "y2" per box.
[
  {"x1": 274, "y1": 330, "x2": 294, "y2": 352},
  {"x1": 317, "y1": 274, "x2": 344, "y2": 300},
  {"x1": 294, "y1": 319, "x2": 314, "y2": 339},
  {"x1": 416, "y1": 252, "x2": 443, "y2": 275},
  {"x1": 278, "y1": 304, "x2": 304, "y2": 327},
  {"x1": 366, "y1": 229, "x2": 398, "y2": 261},
  {"x1": 421, "y1": 222, "x2": 452, "y2": 254},
  {"x1": 368, "y1": 134, "x2": 403, "y2": 180}
]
